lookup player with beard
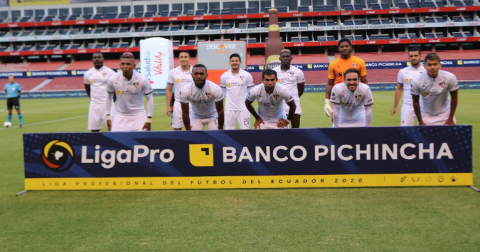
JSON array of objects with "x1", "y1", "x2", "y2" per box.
[
  {"x1": 325, "y1": 38, "x2": 368, "y2": 118},
  {"x1": 220, "y1": 53, "x2": 254, "y2": 129}
]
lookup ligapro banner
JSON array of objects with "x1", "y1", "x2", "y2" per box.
[
  {"x1": 139, "y1": 37, "x2": 173, "y2": 90},
  {"x1": 24, "y1": 126, "x2": 472, "y2": 190}
]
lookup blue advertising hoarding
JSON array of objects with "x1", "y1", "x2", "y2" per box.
[{"x1": 23, "y1": 126, "x2": 472, "y2": 190}]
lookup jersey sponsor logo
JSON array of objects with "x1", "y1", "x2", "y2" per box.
[
  {"x1": 273, "y1": 94, "x2": 279, "y2": 100},
  {"x1": 189, "y1": 144, "x2": 214, "y2": 167},
  {"x1": 117, "y1": 90, "x2": 122, "y2": 95},
  {"x1": 176, "y1": 78, "x2": 180, "y2": 83},
  {"x1": 423, "y1": 92, "x2": 429, "y2": 96},
  {"x1": 259, "y1": 102, "x2": 264, "y2": 106},
  {"x1": 355, "y1": 95, "x2": 362, "y2": 101},
  {"x1": 439, "y1": 82, "x2": 446, "y2": 88},
  {"x1": 239, "y1": 76, "x2": 245, "y2": 81},
  {"x1": 405, "y1": 78, "x2": 410, "y2": 83},
  {"x1": 227, "y1": 83, "x2": 231, "y2": 87},
  {"x1": 352, "y1": 64, "x2": 357, "y2": 67},
  {"x1": 42, "y1": 140, "x2": 74, "y2": 172},
  {"x1": 89, "y1": 79, "x2": 93, "y2": 83},
  {"x1": 277, "y1": 79, "x2": 281, "y2": 83}
]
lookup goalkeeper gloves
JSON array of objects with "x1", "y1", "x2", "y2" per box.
[{"x1": 324, "y1": 98, "x2": 332, "y2": 117}]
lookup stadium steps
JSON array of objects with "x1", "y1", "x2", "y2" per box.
[
  {"x1": 57, "y1": 63, "x2": 70, "y2": 70},
  {"x1": 30, "y1": 79, "x2": 53, "y2": 92}
]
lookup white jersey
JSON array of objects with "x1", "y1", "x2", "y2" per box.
[
  {"x1": 220, "y1": 69, "x2": 254, "y2": 111},
  {"x1": 411, "y1": 70, "x2": 459, "y2": 116},
  {"x1": 330, "y1": 82, "x2": 374, "y2": 120},
  {"x1": 180, "y1": 80, "x2": 224, "y2": 120},
  {"x1": 106, "y1": 71, "x2": 153, "y2": 115},
  {"x1": 272, "y1": 65, "x2": 305, "y2": 99},
  {"x1": 397, "y1": 65, "x2": 426, "y2": 105},
  {"x1": 167, "y1": 65, "x2": 193, "y2": 100},
  {"x1": 84, "y1": 66, "x2": 116, "y2": 104},
  {"x1": 246, "y1": 83, "x2": 293, "y2": 123}
]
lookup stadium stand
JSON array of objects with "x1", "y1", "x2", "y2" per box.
[
  {"x1": 6, "y1": 78, "x2": 48, "y2": 91},
  {"x1": 38, "y1": 77, "x2": 84, "y2": 91},
  {"x1": 0, "y1": 62, "x2": 65, "y2": 72}
]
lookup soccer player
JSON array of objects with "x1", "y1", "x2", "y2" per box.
[
  {"x1": 180, "y1": 64, "x2": 224, "y2": 130},
  {"x1": 272, "y1": 49, "x2": 305, "y2": 128},
  {"x1": 245, "y1": 69, "x2": 296, "y2": 129},
  {"x1": 411, "y1": 53, "x2": 458, "y2": 125},
  {"x1": 106, "y1": 52, "x2": 154, "y2": 132},
  {"x1": 391, "y1": 47, "x2": 426, "y2": 126},
  {"x1": 220, "y1": 53, "x2": 254, "y2": 129},
  {"x1": 166, "y1": 50, "x2": 192, "y2": 130},
  {"x1": 330, "y1": 68, "x2": 374, "y2": 127},
  {"x1": 84, "y1": 52, "x2": 116, "y2": 132},
  {"x1": 3, "y1": 75, "x2": 23, "y2": 127},
  {"x1": 325, "y1": 38, "x2": 368, "y2": 117}
]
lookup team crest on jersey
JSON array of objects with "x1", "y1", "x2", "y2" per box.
[
  {"x1": 117, "y1": 90, "x2": 122, "y2": 95},
  {"x1": 439, "y1": 82, "x2": 446, "y2": 88},
  {"x1": 259, "y1": 102, "x2": 264, "y2": 106},
  {"x1": 89, "y1": 79, "x2": 93, "y2": 83},
  {"x1": 192, "y1": 100, "x2": 197, "y2": 103},
  {"x1": 273, "y1": 94, "x2": 279, "y2": 100},
  {"x1": 423, "y1": 92, "x2": 429, "y2": 96},
  {"x1": 205, "y1": 92, "x2": 212, "y2": 99},
  {"x1": 176, "y1": 78, "x2": 180, "y2": 83},
  {"x1": 341, "y1": 102, "x2": 346, "y2": 106},
  {"x1": 102, "y1": 73, "x2": 108, "y2": 77},
  {"x1": 289, "y1": 72, "x2": 295, "y2": 76},
  {"x1": 227, "y1": 83, "x2": 231, "y2": 87},
  {"x1": 355, "y1": 95, "x2": 362, "y2": 101},
  {"x1": 133, "y1": 82, "x2": 140, "y2": 89},
  {"x1": 239, "y1": 76, "x2": 244, "y2": 81},
  {"x1": 352, "y1": 64, "x2": 357, "y2": 67}
]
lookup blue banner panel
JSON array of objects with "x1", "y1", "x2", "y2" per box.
[{"x1": 23, "y1": 126, "x2": 472, "y2": 190}]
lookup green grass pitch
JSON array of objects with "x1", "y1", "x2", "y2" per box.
[{"x1": 1, "y1": 90, "x2": 479, "y2": 251}]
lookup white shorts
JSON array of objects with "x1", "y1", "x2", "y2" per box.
[
  {"x1": 334, "y1": 117, "x2": 366, "y2": 128},
  {"x1": 422, "y1": 110, "x2": 455, "y2": 125},
  {"x1": 171, "y1": 100, "x2": 184, "y2": 129},
  {"x1": 401, "y1": 104, "x2": 416, "y2": 126},
  {"x1": 191, "y1": 118, "x2": 218, "y2": 130},
  {"x1": 259, "y1": 120, "x2": 289, "y2": 129},
  {"x1": 284, "y1": 99, "x2": 302, "y2": 116},
  {"x1": 225, "y1": 110, "x2": 251, "y2": 129},
  {"x1": 88, "y1": 102, "x2": 116, "y2": 130},
  {"x1": 112, "y1": 112, "x2": 147, "y2": 132}
]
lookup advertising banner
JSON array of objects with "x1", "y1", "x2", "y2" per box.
[
  {"x1": 10, "y1": 0, "x2": 68, "y2": 6},
  {"x1": 139, "y1": 37, "x2": 173, "y2": 90},
  {"x1": 24, "y1": 126, "x2": 472, "y2": 190}
]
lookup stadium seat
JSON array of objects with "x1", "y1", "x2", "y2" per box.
[
  {"x1": 59, "y1": 29, "x2": 69, "y2": 35},
  {"x1": 425, "y1": 33, "x2": 435, "y2": 38},
  {"x1": 300, "y1": 22, "x2": 308, "y2": 27},
  {"x1": 397, "y1": 3, "x2": 409, "y2": 8},
  {"x1": 105, "y1": 13, "x2": 117, "y2": 19},
  {"x1": 134, "y1": 12, "x2": 144, "y2": 18},
  {"x1": 35, "y1": 30, "x2": 45, "y2": 35},
  {"x1": 452, "y1": 1, "x2": 465, "y2": 6},
  {"x1": 436, "y1": 33, "x2": 445, "y2": 38},
  {"x1": 453, "y1": 16, "x2": 464, "y2": 22},
  {"x1": 408, "y1": 33, "x2": 418, "y2": 38},
  {"x1": 118, "y1": 27, "x2": 129, "y2": 33},
  {"x1": 67, "y1": 14, "x2": 79, "y2": 20},
  {"x1": 186, "y1": 9, "x2": 195, "y2": 16},
  {"x1": 221, "y1": 9, "x2": 231, "y2": 15},
  {"x1": 44, "y1": 15, "x2": 55, "y2": 21},
  {"x1": 291, "y1": 37, "x2": 300, "y2": 42},
  {"x1": 170, "y1": 25, "x2": 180, "y2": 31},
  {"x1": 187, "y1": 40, "x2": 196, "y2": 45},
  {"x1": 247, "y1": 38, "x2": 257, "y2": 44},
  {"x1": 344, "y1": 20, "x2": 354, "y2": 26},
  {"x1": 247, "y1": 23, "x2": 256, "y2": 28},
  {"x1": 397, "y1": 18, "x2": 408, "y2": 24},
  {"x1": 169, "y1": 10, "x2": 180, "y2": 16},
  {"x1": 34, "y1": 16, "x2": 44, "y2": 22},
  {"x1": 144, "y1": 11, "x2": 155, "y2": 17},
  {"x1": 381, "y1": 3, "x2": 391, "y2": 9},
  {"x1": 425, "y1": 18, "x2": 435, "y2": 23},
  {"x1": 160, "y1": 11, "x2": 169, "y2": 17},
  {"x1": 212, "y1": 9, "x2": 220, "y2": 15},
  {"x1": 436, "y1": 17, "x2": 445, "y2": 23},
  {"x1": 408, "y1": 18, "x2": 417, "y2": 23},
  {"x1": 233, "y1": 8, "x2": 246, "y2": 14},
  {"x1": 343, "y1": 4, "x2": 354, "y2": 10},
  {"x1": 247, "y1": 7, "x2": 256, "y2": 14},
  {"x1": 185, "y1": 24, "x2": 195, "y2": 30},
  {"x1": 92, "y1": 14, "x2": 103, "y2": 20},
  {"x1": 421, "y1": 2, "x2": 436, "y2": 8},
  {"x1": 44, "y1": 30, "x2": 56, "y2": 35},
  {"x1": 195, "y1": 9, "x2": 205, "y2": 15},
  {"x1": 370, "y1": 3, "x2": 381, "y2": 10},
  {"x1": 276, "y1": 6, "x2": 288, "y2": 13},
  {"x1": 298, "y1": 6, "x2": 309, "y2": 12},
  {"x1": 452, "y1": 32, "x2": 464, "y2": 37}
]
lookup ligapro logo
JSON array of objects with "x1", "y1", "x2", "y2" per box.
[
  {"x1": 206, "y1": 44, "x2": 237, "y2": 50},
  {"x1": 42, "y1": 140, "x2": 75, "y2": 171}
]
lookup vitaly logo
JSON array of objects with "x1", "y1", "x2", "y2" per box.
[
  {"x1": 189, "y1": 144, "x2": 214, "y2": 167},
  {"x1": 42, "y1": 140, "x2": 74, "y2": 171}
]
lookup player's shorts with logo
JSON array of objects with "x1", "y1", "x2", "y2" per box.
[
  {"x1": 6, "y1": 97, "x2": 20, "y2": 109},
  {"x1": 171, "y1": 101, "x2": 185, "y2": 129},
  {"x1": 225, "y1": 110, "x2": 251, "y2": 129},
  {"x1": 111, "y1": 112, "x2": 147, "y2": 132},
  {"x1": 191, "y1": 118, "x2": 218, "y2": 130},
  {"x1": 400, "y1": 104, "x2": 416, "y2": 126}
]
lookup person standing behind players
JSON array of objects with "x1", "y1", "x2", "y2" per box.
[
  {"x1": 391, "y1": 47, "x2": 425, "y2": 126},
  {"x1": 84, "y1": 52, "x2": 116, "y2": 132},
  {"x1": 272, "y1": 49, "x2": 305, "y2": 128},
  {"x1": 106, "y1": 52, "x2": 154, "y2": 131},
  {"x1": 330, "y1": 68, "x2": 374, "y2": 127},
  {"x1": 325, "y1": 38, "x2": 368, "y2": 117},
  {"x1": 411, "y1": 53, "x2": 458, "y2": 125},
  {"x1": 220, "y1": 53, "x2": 254, "y2": 129},
  {"x1": 3, "y1": 75, "x2": 23, "y2": 127},
  {"x1": 166, "y1": 51, "x2": 192, "y2": 130},
  {"x1": 245, "y1": 69, "x2": 296, "y2": 129},
  {"x1": 180, "y1": 64, "x2": 224, "y2": 130}
]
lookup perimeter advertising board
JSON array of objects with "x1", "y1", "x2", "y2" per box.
[
  {"x1": 197, "y1": 41, "x2": 247, "y2": 84},
  {"x1": 139, "y1": 37, "x2": 173, "y2": 90},
  {"x1": 24, "y1": 126, "x2": 472, "y2": 190}
]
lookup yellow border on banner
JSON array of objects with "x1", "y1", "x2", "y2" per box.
[
  {"x1": 25, "y1": 173, "x2": 473, "y2": 190},
  {"x1": 10, "y1": 0, "x2": 69, "y2": 7}
]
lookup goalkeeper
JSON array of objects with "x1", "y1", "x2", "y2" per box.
[{"x1": 324, "y1": 38, "x2": 368, "y2": 118}]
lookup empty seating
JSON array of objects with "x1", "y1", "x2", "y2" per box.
[
  {"x1": 397, "y1": 3, "x2": 409, "y2": 8},
  {"x1": 298, "y1": 6, "x2": 309, "y2": 12},
  {"x1": 44, "y1": 45, "x2": 56, "y2": 50},
  {"x1": 186, "y1": 40, "x2": 196, "y2": 45},
  {"x1": 408, "y1": 18, "x2": 417, "y2": 23},
  {"x1": 370, "y1": 3, "x2": 381, "y2": 9},
  {"x1": 370, "y1": 19, "x2": 381, "y2": 25},
  {"x1": 425, "y1": 17, "x2": 435, "y2": 23},
  {"x1": 421, "y1": 1, "x2": 436, "y2": 8},
  {"x1": 160, "y1": 11, "x2": 169, "y2": 17},
  {"x1": 247, "y1": 23, "x2": 257, "y2": 28},
  {"x1": 313, "y1": 5, "x2": 336, "y2": 11},
  {"x1": 436, "y1": 33, "x2": 445, "y2": 38},
  {"x1": 326, "y1": 20, "x2": 335, "y2": 26},
  {"x1": 436, "y1": 17, "x2": 445, "y2": 23},
  {"x1": 247, "y1": 38, "x2": 257, "y2": 44},
  {"x1": 453, "y1": 16, "x2": 464, "y2": 22},
  {"x1": 44, "y1": 30, "x2": 56, "y2": 35},
  {"x1": 343, "y1": 4, "x2": 354, "y2": 10},
  {"x1": 144, "y1": 11, "x2": 155, "y2": 17},
  {"x1": 34, "y1": 16, "x2": 44, "y2": 22},
  {"x1": 68, "y1": 14, "x2": 79, "y2": 20},
  {"x1": 398, "y1": 33, "x2": 409, "y2": 39},
  {"x1": 344, "y1": 20, "x2": 354, "y2": 26},
  {"x1": 221, "y1": 23, "x2": 231, "y2": 29},
  {"x1": 291, "y1": 37, "x2": 300, "y2": 42},
  {"x1": 143, "y1": 26, "x2": 155, "y2": 32},
  {"x1": 276, "y1": 6, "x2": 288, "y2": 13},
  {"x1": 105, "y1": 13, "x2": 117, "y2": 19},
  {"x1": 211, "y1": 9, "x2": 220, "y2": 15},
  {"x1": 195, "y1": 9, "x2": 205, "y2": 15},
  {"x1": 92, "y1": 14, "x2": 103, "y2": 20},
  {"x1": 233, "y1": 8, "x2": 246, "y2": 14},
  {"x1": 452, "y1": 0, "x2": 465, "y2": 6},
  {"x1": 408, "y1": 33, "x2": 418, "y2": 39},
  {"x1": 299, "y1": 21, "x2": 308, "y2": 27},
  {"x1": 169, "y1": 10, "x2": 180, "y2": 16},
  {"x1": 452, "y1": 32, "x2": 465, "y2": 37},
  {"x1": 247, "y1": 7, "x2": 256, "y2": 14},
  {"x1": 425, "y1": 33, "x2": 435, "y2": 38},
  {"x1": 369, "y1": 34, "x2": 391, "y2": 40},
  {"x1": 44, "y1": 15, "x2": 55, "y2": 21},
  {"x1": 185, "y1": 9, "x2": 195, "y2": 16},
  {"x1": 185, "y1": 24, "x2": 195, "y2": 30},
  {"x1": 397, "y1": 18, "x2": 408, "y2": 24},
  {"x1": 381, "y1": 3, "x2": 390, "y2": 9},
  {"x1": 354, "y1": 4, "x2": 363, "y2": 10},
  {"x1": 221, "y1": 9, "x2": 231, "y2": 14},
  {"x1": 134, "y1": 12, "x2": 144, "y2": 18},
  {"x1": 408, "y1": 2, "x2": 419, "y2": 8},
  {"x1": 170, "y1": 25, "x2": 180, "y2": 31},
  {"x1": 118, "y1": 27, "x2": 129, "y2": 33}
]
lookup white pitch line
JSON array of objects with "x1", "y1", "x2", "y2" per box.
[{"x1": 0, "y1": 115, "x2": 87, "y2": 131}]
